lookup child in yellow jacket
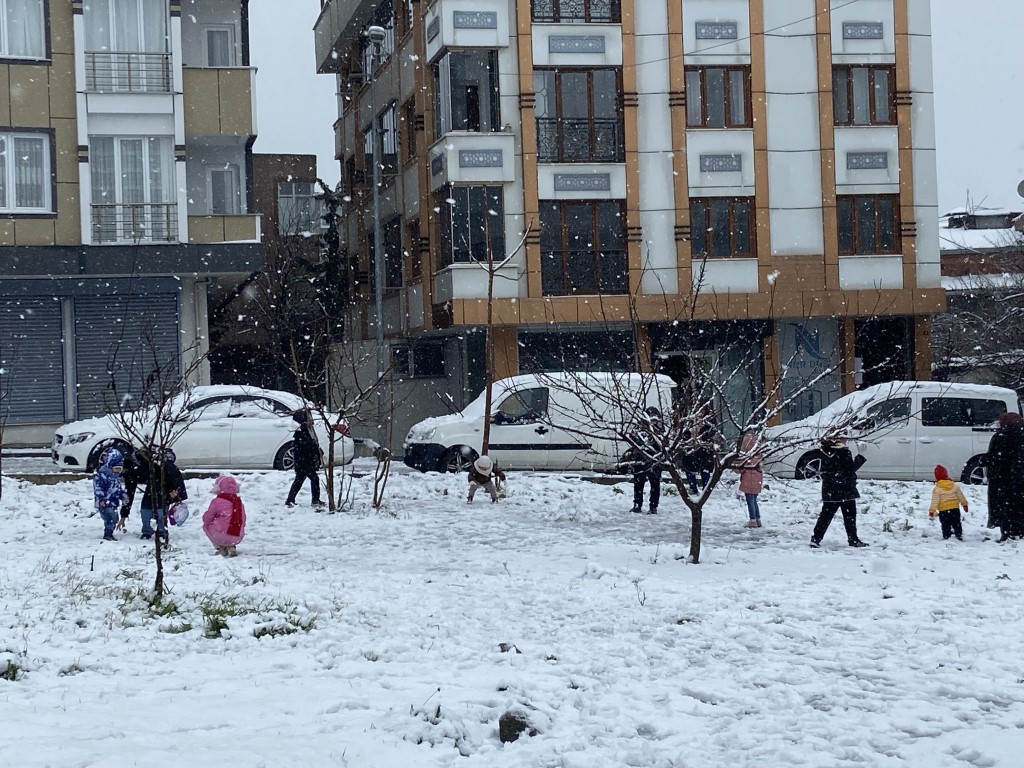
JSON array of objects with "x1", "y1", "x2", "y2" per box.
[{"x1": 929, "y1": 465, "x2": 967, "y2": 541}]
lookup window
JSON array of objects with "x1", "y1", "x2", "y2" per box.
[
  {"x1": 532, "y1": 0, "x2": 621, "y2": 23},
  {"x1": 230, "y1": 396, "x2": 292, "y2": 418},
  {"x1": 379, "y1": 103, "x2": 398, "y2": 178},
  {"x1": 208, "y1": 166, "x2": 240, "y2": 215},
  {"x1": 278, "y1": 182, "x2": 319, "y2": 234},
  {"x1": 204, "y1": 25, "x2": 235, "y2": 67},
  {"x1": 436, "y1": 185, "x2": 505, "y2": 267},
  {"x1": 84, "y1": 0, "x2": 170, "y2": 92},
  {"x1": 858, "y1": 398, "x2": 911, "y2": 430},
  {"x1": 535, "y1": 68, "x2": 623, "y2": 162},
  {"x1": 494, "y1": 387, "x2": 549, "y2": 425},
  {"x1": 433, "y1": 51, "x2": 500, "y2": 137},
  {"x1": 0, "y1": 0, "x2": 45, "y2": 59},
  {"x1": 685, "y1": 66, "x2": 751, "y2": 128},
  {"x1": 922, "y1": 398, "x2": 1008, "y2": 428},
  {"x1": 837, "y1": 195, "x2": 899, "y2": 255},
  {"x1": 402, "y1": 99, "x2": 417, "y2": 163},
  {"x1": 689, "y1": 198, "x2": 755, "y2": 258},
  {"x1": 407, "y1": 219, "x2": 422, "y2": 279},
  {"x1": 0, "y1": 131, "x2": 51, "y2": 213},
  {"x1": 383, "y1": 215, "x2": 403, "y2": 289},
  {"x1": 392, "y1": 342, "x2": 444, "y2": 378},
  {"x1": 833, "y1": 66, "x2": 894, "y2": 126},
  {"x1": 90, "y1": 136, "x2": 176, "y2": 242},
  {"x1": 540, "y1": 200, "x2": 627, "y2": 295}
]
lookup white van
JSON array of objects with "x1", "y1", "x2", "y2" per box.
[
  {"x1": 403, "y1": 372, "x2": 678, "y2": 473},
  {"x1": 762, "y1": 381, "x2": 1020, "y2": 483}
]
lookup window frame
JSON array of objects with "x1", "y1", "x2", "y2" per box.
[
  {"x1": 539, "y1": 199, "x2": 628, "y2": 296},
  {"x1": 685, "y1": 65, "x2": 752, "y2": 129},
  {"x1": 378, "y1": 101, "x2": 399, "y2": 180},
  {"x1": 202, "y1": 24, "x2": 236, "y2": 67},
  {"x1": 433, "y1": 49, "x2": 501, "y2": 139},
  {"x1": 531, "y1": 0, "x2": 621, "y2": 23},
  {"x1": 435, "y1": 184, "x2": 506, "y2": 268},
  {"x1": 0, "y1": 128, "x2": 55, "y2": 215},
  {"x1": 0, "y1": 0, "x2": 48, "y2": 62},
  {"x1": 836, "y1": 194, "x2": 900, "y2": 256},
  {"x1": 207, "y1": 164, "x2": 240, "y2": 216},
  {"x1": 689, "y1": 197, "x2": 756, "y2": 259},
  {"x1": 402, "y1": 98, "x2": 417, "y2": 165},
  {"x1": 391, "y1": 342, "x2": 445, "y2": 379},
  {"x1": 277, "y1": 181, "x2": 319, "y2": 235},
  {"x1": 832, "y1": 65, "x2": 896, "y2": 126},
  {"x1": 534, "y1": 67, "x2": 625, "y2": 163}
]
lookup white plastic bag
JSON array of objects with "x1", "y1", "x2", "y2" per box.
[{"x1": 168, "y1": 501, "x2": 190, "y2": 526}]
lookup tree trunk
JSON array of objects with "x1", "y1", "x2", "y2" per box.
[{"x1": 689, "y1": 505, "x2": 703, "y2": 564}]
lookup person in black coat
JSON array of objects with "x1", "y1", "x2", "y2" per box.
[
  {"x1": 810, "y1": 436, "x2": 868, "y2": 548},
  {"x1": 625, "y1": 407, "x2": 664, "y2": 515},
  {"x1": 118, "y1": 446, "x2": 187, "y2": 541},
  {"x1": 285, "y1": 409, "x2": 324, "y2": 508},
  {"x1": 986, "y1": 411, "x2": 1024, "y2": 542}
]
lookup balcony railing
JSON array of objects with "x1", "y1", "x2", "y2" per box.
[
  {"x1": 536, "y1": 117, "x2": 625, "y2": 163},
  {"x1": 85, "y1": 52, "x2": 173, "y2": 93},
  {"x1": 541, "y1": 249, "x2": 628, "y2": 295},
  {"x1": 532, "y1": 0, "x2": 622, "y2": 23},
  {"x1": 92, "y1": 203, "x2": 178, "y2": 244}
]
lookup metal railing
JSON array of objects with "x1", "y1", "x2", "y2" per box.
[
  {"x1": 91, "y1": 203, "x2": 178, "y2": 244},
  {"x1": 541, "y1": 249, "x2": 628, "y2": 296},
  {"x1": 536, "y1": 117, "x2": 625, "y2": 163},
  {"x1": 85, "y1": 52, "x2": 172, "y2": 93}
]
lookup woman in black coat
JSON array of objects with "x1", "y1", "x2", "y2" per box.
[
  {"x1": 986, "y1": 412, "x2": 1024, "y2": 542},
  {"x1": 810, "y1": 436, "x2": 868, "y2": 548},
  {"x1": 285, "y1": 409, "x2": 324, "y2": 508}
]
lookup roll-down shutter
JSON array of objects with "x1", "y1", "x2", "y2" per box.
[{"x1": 0, "y1": 298, "x2": 66, "y2": 424}]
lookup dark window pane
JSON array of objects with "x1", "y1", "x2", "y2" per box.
[
  {"x1": 728, "y1": 69, "x2": 746, "y2": 125},
  {"x1": 534, "y1": 71, "x2": 555, "y2": 118},
  {"x1": 832, "y1": 69, "x2": 849, "y2": 123},
  {"x1": 851, "y1": 67, "x2": 870, "y2": 125},
  {"x1": 734, "y1": 200, "x2": 751, "y2": 255},
  {"x1": 856, "y1": 197, "x2": 876, "y2": 253},
  {"x1": 873, "y1": 68, "x2": 890, "y2": 123},
  {"x1": 485, "y1": 186, "x2": 505, "y2": 260},
  {"x1": 685, "y1": 70, "x2": 702, "y2": 126},
  {"x1": 596, "y1": 201, "x2": 623, "y2": 249},
  {"x1": 710, "y1": 198, "x2": 730, "y2": 257},
  {"x1": 878, "y1": 197, "x2": 896, "y2": 252},
  {"x1": 468, "y1": 186, "x2": 488, "y2": 260},
  {"x1": 541, "y1": 249, "x2": 565, "y2": 294},
  {"x1": 922, "y1": 397, "x2": 970, "y2": 427},
  {"x1": 837, "y1": 198, "x2": 853, "y2": 253},
  {"x1": 705, "y1": 68, "x2": 725, "y2": 127},
  {"x1": 568, "y1": 249, "x2": 597, "y2": 293},
  {"x1": 593, "y1": 70, "x2": 617, "y2": 118},
  {"x1": 539, "y1": 202, "x2": 561, "y2": 250},
  {"x1": 561, "y1": 72, "x2": 588, "y2": 118},
  {"x1": 690, "y1": 200, "x2": 707, "y2": 255},
  {"x1": 566, "y1": 203, "x2": 591, "y2": 250}
]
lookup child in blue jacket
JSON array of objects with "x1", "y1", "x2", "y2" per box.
[{"x1": 93, "y1": 449, "x2": 128, "y2": 541}]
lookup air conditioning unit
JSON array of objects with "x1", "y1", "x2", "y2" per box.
[{"x1": 347, "y1": 72, "x2": 364, "y2": 87}]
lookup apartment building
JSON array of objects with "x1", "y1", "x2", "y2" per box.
[
  {"x1": 314, "y1": 0, "x2": 945, "y2": 452},
  {"x1": 0, "y1": 0, "x2": 260, "y2": 446}
]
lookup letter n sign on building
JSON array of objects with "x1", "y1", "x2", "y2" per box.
[{"x1": 778, "y1": 317, "x2": 842, "y2": 422}]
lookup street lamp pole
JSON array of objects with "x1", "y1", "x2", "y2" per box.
[{"x1": 366, "y1": 25, "x2": 387, "y2": 450}]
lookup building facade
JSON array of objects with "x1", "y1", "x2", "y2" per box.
[
  {"x1": 315, "y1": 0, "x2": 945, "y2": 452},
  {"x1": 0, "y1": 0, "x2": 260, "y2": 445}
]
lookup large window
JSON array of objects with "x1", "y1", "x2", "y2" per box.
[
  {"x1": 90, "y1": 136, "x2": 176, "y2": 242},
  {"x1": 433, "y1": 50, "x2": 500, "y2": 137},
  {"x1": 540, "y1": 200, "x2": 627, "y2": 295},
  {"x1": 436, "y1": 185, "x2": 505, "y2": 267},
  {"x1": 0, "y1": 131, "x2": 51, "y2": 213},
  {"x1": 208, "y1": 165, "x2": 239, "y2": 215},
  {"x1": 532, "y1": 0, "x2": 621, "y2": 23},
  {"x1": 535, "y1": 68, "x2": 623, "y2": 162},
  {"x1": 0, "y1": 0, "x2": 45, "y2": 59},
  {"x1": 837, "y1": 195, "x2": 899, "y2": 255},
  {"x1": 278, "y1": 182, "x2": 319, "y2": 234},
  {"x1": 685, "y1": 66, "x2": 751, "y2": 128},
  {"x1": 379, "y1": 103, "x2": 398, "y2": 178},
  {"x1": 84, "y1": 0, "x2": 170, "y2": 92},
  {"x1": 833, "y1": 66, "x2": 894, "y2": 126},
  {"x1": 921, "y1": 398, "x2": 1008, "y2": 428},
  {"x1": 689, "y1": 198, "x2": 755, "y2": 258}
]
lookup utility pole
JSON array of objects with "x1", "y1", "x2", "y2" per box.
[{"x1": 366, "y1": 25, "x2": 387, "y2": 449}]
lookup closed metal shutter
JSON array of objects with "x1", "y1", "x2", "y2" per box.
[
  {"x1": 0, "y1": 298, "x2": 66, "y2": 424},
  {"x1": 74, "y1": 294, "x2": 180, "y2": 417}
]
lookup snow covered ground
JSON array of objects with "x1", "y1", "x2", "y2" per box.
[{"x1": 2, "y1": 464, "x2": 1023, "y2": 767}]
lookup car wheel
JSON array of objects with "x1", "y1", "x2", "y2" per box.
[
  {"x1": 795, "y1": 451, "x2": 825, "y2": 480},
  {"x1": 87, "y1": 438, "x2": 131, "y2": 473},
  {"x1": 439, "y1": 446, "x2": 477, "y2": 474},
  {"x1": 962, "y1": 455, "x2": 987, "y2": 485},
  {"x1": 274, "y1": 443, "x2": 295, "y2": 472}
]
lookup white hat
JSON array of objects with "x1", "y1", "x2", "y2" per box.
[{"x1": 474, "y1": 455, "x2": 493, "y2": 476}]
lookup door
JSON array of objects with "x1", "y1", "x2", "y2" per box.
[
  {"x1": 851, "y1": 396, "x2": 914, "y2": 479},
  {"x1": 228, "y1": 395, "x2": 295, "y2": 468},
  {"x1": 170, "y1": 396, "x2": 233, "y2": 466},
  {"x1": 914, "y1": 396, "x2": 1009, "y2": 481},
  {"x1": 487, "y1": 387, "x2": 551, "y2": 469}
]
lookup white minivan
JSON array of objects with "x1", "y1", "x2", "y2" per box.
[
  {"x1": 403, "y1": 372, "x2": 678, "y2": 473},
  {"x1": 762, "y1": 381, "x2": 1019, "y2": 483}
]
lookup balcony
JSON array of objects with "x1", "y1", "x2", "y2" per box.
[
  {"x1": 85, "y1": 52, "x2": 172, "y2": 93},
  {"x1": 188, "y1": 214, "x2": 261, "y2": 245},
  {"x1": 183, "y1": 67, "x2": 257, "y2": 136},
  {"x1": 314, "y1": 0, "x2": 379, "y2": 73},
  {"x1": 427, "y1": 132, "x2": 516, "y2": 192},
  {"x1": 424, "y1": 0, "x2": 511, "y2": 62},
  {"x1": 541, "y1": 249, "x2": 628, "y2": 296},
  {"x1": 92, "y1": 203, "x2": 178, "y2": 245},
  {"x1": 536, "y1": 117, "x2": 624, "y2": 163}
]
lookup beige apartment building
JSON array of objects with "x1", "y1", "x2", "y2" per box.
[
  {"x1": 0, "y1": 0, "x2": 260, "y2": 446},
  {"x1": 315, "y1": 0, "x2": 945, "y2": 453}
]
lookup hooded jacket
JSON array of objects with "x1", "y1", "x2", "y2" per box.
[
  {"x1": 929, "y1": 466, "x2": 968, "y2": 515},
  {"x1": 202, "y1": 475, "x2": 246, "y2": 548},
  {"x1": 819, "y1": 442, "x2": 866, "y2": 503},
  {"x1": 92, "y1": 451, "x2": 127, "y2": 510}
]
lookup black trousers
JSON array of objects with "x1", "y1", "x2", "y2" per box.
[
  {"x1": 939, "y1": 509, "x2": 963, "y2": 539},
  {"x1": 286, "y1": 468, "x2": 321, "y2": 504},
  {"x1": 633, "y1": 469, "x2": 661, "y2": 510},
  {"x1": 813, "y1": 500, "x2": 859, "y2": 544}
]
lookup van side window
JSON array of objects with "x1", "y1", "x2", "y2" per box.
[
  {"x1": 862, "y1": 397, "x2": 911, "y2": 429},
  {"x1": 922, "y1": 397, "x2": 1007, "y2": 427},
  {"x1": 494, "y1": 388, "x2": 549, "y2": 425}
]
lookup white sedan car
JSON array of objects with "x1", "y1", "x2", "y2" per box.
[{"x1": 52, "y1": 385, "x2": 354, "y2": 472}]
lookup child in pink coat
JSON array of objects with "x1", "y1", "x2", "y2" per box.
[
  {"x1": 732, "y1": 431, "x2": 764, "y2": 528},
  {"x1": 202, "y1": 475, "x2": 246, "y2": 557}
]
